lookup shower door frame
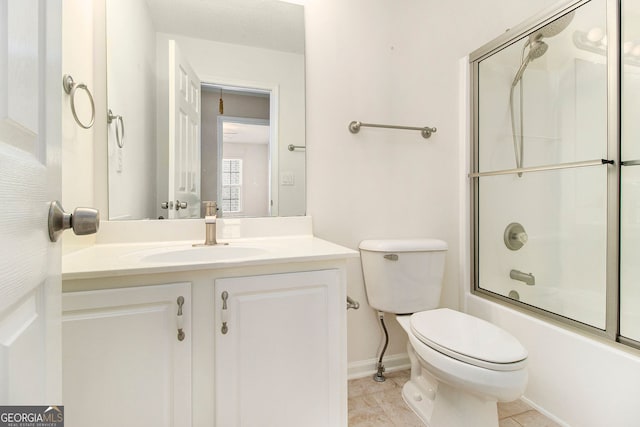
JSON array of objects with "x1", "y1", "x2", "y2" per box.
[{"x1": 468, "y1": 0, "x2": 628, "y2": 346}]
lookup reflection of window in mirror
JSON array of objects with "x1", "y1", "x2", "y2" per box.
[{"x1": 222, "y1": 159, "x2": 243, "y2": 214}]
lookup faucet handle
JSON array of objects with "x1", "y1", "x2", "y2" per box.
[{"x1": 203, "y1": 201, "x2": 218, "y2": 217}]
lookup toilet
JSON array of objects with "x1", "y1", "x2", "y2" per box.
[{"x1": 359, "y1": 239, "x2": 528, "y2": 427}]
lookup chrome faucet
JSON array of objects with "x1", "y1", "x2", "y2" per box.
[{"x1": 510, "y1": 269, "x2": 535, "y2": 286}]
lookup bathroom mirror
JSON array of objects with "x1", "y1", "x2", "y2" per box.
[{"x1": 106, "y1": 0, "x2": 306, "y2": 220}]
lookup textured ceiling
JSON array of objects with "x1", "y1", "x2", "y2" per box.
[{"x1": 145, "y1": 0, "x2": 305, "y2": 54}]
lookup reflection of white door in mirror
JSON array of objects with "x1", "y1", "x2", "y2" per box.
[{"x1": 168, "y1": 40, "x2": 201, "y2": 219}]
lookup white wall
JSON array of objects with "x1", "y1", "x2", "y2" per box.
[
  {"x1": 106, "y1": 0, "x2": 157, "y2": 220},
  {"x1": 61, "y1": 0, "x2": 106, "y2": 253},
  {"x1": 304, "y1": 0, "x2": 559, "y2": 369}
]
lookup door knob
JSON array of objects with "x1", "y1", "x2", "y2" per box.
[
  {"x1": 48, "y1": 200, "x2": 100, "y2": 242},
  {"x1": 175, "y1": 200, "x2": 188, "y2": 210}
]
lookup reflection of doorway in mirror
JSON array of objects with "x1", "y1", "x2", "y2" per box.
[
  {"x1": 219, "y1": 119, "x2": 270, "y2": 217},
  {"x1": 201, "y1": 85, "x2": 272, "y2": 218}
]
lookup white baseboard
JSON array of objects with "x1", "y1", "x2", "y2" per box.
[
  {"x1": 520, "y1": 396, "x2": 570, "y2": 427},
  {"x1": 347, "y1": 353, "x2": 411, "y2": 380}
]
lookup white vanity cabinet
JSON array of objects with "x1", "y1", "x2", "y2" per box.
[
  {"x1": 61, "y1": 226, "x2": 356, "y2": 427},
  {"x1": 61, "y1": 283, "x2": 192, "y2": 427},
  {"x1": 214, "y1": 270, "x2": 345, "y2": 427}
]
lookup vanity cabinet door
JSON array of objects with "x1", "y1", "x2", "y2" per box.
[
  {"x1": 214, "y1": 270, "x2": 346, "y2": 427},
  {"x1": 61, "y1": 283, "x2": 191, "y2": 427}
]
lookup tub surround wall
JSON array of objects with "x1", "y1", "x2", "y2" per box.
[{"x1": 466, "y1": 296, "x2": 640, "y2": 426}]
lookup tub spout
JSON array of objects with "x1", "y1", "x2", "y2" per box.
[{"x1": 510, "y1": 269, "x2": 535, "y2": 286}]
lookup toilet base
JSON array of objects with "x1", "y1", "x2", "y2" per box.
[
  {"x1": 402, "y1": 343, "x2": 500, "y2": 427},
  {"x1": 402, "y1": 375, "x2": 499, "y2": 427}
]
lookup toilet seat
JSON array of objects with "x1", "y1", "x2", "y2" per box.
[{"x1": 410, "y1": 308, "x2": 528, "y2": 371}]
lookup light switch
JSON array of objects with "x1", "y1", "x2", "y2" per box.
[{"x1": 281, "y1": 172, "x2": 295, "y2": 186}]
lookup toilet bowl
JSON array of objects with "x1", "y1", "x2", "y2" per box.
[
  {"x1": 359, "y1": 239, "x2": 528, "y2": 427},
  {"x1": 396, "y1": 309, "x2": 528, "y2": 427}
]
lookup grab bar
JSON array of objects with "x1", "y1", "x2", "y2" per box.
[
  {"x1": 469, "y1": 159, "x2": 613, "y2": 178},
  {"x1": 348, "y1": 120, "x2": 437, "y2": 139},
  {"x1": 62, "y1": 74, "x2": 95, "y2": 129}
]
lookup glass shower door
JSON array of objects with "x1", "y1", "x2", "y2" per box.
[
  {"x1": 620, "y1": 0, "x2": 640, "y2": 342},
  {"x1": 472, "y1": 0, "x2": 611, "y2": 329}
]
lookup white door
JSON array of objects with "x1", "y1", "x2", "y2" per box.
[
  {"x1": 0, "y1": 0, "x2": 62, "y2": 404},
  {"x1": 168, "y1": 40, "x2": 201, "y2": 219}
]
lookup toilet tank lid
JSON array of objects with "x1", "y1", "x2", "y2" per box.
[{"x1": 359, "y1": 239, "x2": 448, "y2": 252}]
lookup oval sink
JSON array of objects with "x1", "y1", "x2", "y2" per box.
[{"x1": 136, "y1": 245, "x2": 267, "y2": 264}]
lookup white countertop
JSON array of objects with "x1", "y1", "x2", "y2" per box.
[{"x1": 62, "y1": 236, "x2": 359, "y2": 280}]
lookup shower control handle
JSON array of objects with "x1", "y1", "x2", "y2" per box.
[
  {"x1": 504, "y1": 222, "x2": 528, "y2": 251},
  {"x1": 514, "y1": 231, "x2": 528, "y2": 245}
]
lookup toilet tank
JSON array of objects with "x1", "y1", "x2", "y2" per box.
[{"x1": 359, "y1": 239, "x2": 448, "y2": 314}]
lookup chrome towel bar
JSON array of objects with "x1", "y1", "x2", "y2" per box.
[
  {"x1": 348, "y1": 120, "x2": 437, "y2": 139},
  {"x1": 469, "y1": 158, "x2": 613, "y2": 178}
]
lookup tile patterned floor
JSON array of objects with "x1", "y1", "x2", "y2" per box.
[{"x1": 348, "y1": 370, "x2": 561, "y2": 427}]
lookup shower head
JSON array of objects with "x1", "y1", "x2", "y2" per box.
[
  {"x1": 528, "y1": 39, "x2": 549, "y2": 59},
  {"x1": 511, "y1": 40, "x2": 548, "y2": 86},
  {"x1": 529, "y1": 10, "x2": 575, "y2": 41},
  {"x1": 511, "y1": 11, "x2": 573, "y2": 87}
]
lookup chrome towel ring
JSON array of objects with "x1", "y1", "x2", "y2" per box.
[
  {"x1": 107, "y1": 109, "x2": 125, "y2": 148},
  {"x1": 62, "y1": 74, "x2": 95, "y2": 129}
]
